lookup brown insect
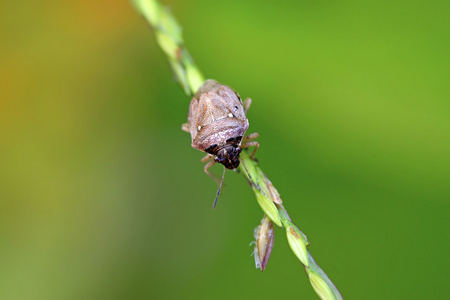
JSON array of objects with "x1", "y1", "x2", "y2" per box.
[{"x1": 182, "y1": 79, "x2": 259, "y2": 206}]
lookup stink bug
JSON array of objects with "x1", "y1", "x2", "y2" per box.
[{"x1": 182, "y1": 80, "x2": 259, "y2": 206}]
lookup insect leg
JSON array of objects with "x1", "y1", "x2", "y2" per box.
[
  {"x1": 181, "y1": 123, "x2": 190, "y2": 133},
  {"x1": 242, "y1": 132, "x2": 260, "y2": 159},
  {"x1": 243, "y1": 132, "x2": 259, "y2": 141},
  {"x1": 201, "y1": 154, "x2": 213, "y2": 163},
  {"x1": 242, "y1": 141, "x2": 260, "y2": 159},
  {"x1": 243, "y1": 98, "x2": 252, "y2": 114},
  {"x1": 201, "y1": 155, "x2": 221, "y2": 183}
]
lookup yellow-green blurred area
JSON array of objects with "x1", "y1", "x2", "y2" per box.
[{"x1": 1, "y1": 0, "x2": 449, "y2": 299}]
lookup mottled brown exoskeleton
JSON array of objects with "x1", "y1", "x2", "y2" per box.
[{"x1": 182, "y1": 79, "x2": 259, "y2": 179}]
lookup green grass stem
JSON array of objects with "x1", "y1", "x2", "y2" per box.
[{"x1": 131, "y1": 1, "x2": 343, "y2": 299}]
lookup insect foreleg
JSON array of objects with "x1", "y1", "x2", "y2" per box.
[
  {"x1": 242, "y1": 132, "x2": 260, "y2": 159},
  {"x1": 203, "y1": 156, "x2": 221, "y2": 184}
]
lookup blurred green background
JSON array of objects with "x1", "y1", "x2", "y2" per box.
[{"x1": 1, "y1": 0, "x2": 449, "y2": 299}]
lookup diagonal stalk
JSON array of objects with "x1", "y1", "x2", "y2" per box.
[
  {"x1": 131, "y1": 1, "x2": 343, "y2": 299},
  {"x1": 131, "y1": 0, "x2": 204, "y2": 95}
]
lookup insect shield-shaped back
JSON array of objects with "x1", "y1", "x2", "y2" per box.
[{"x1": 187, "y1": 79, "x2": 249, "y2": 169}]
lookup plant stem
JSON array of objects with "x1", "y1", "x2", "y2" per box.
[
  {"x1": 131, "y1": 0, "x2": 204, "y2": 95},
  {"x1": 131, "y1": 1, "x2": 343, "y2": 299}
]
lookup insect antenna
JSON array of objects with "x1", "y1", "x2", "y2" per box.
[{"x1": 213, "y1": 166, "x2": 226, "y2": 209}]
